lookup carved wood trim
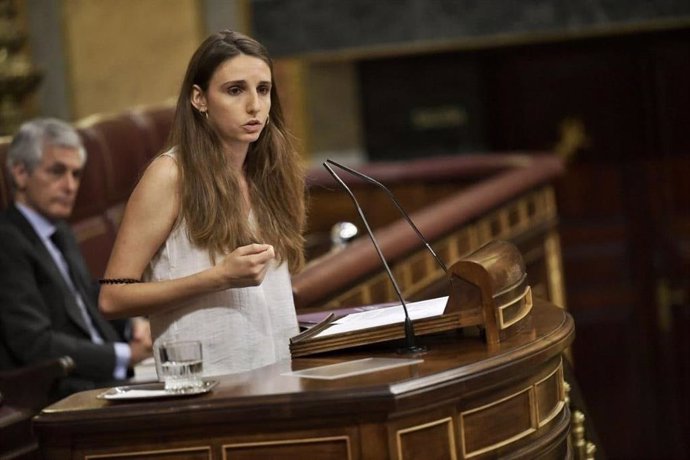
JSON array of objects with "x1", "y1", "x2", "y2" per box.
[
  {"x1": 84, "y1": 446, "x2": 212, "y2": 459},
  {"x1": 395, "y1": 417, "x2": 457, "y2": 460},
  {"x1": 222, "y1": 435, "x2": 353, "y2": 460}
]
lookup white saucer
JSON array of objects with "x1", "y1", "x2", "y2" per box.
[{"x1": 97, "y1": 380, "x2": 217, "y2": 401}]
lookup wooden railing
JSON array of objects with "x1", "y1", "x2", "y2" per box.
[{"x1": 293, "y1": 153, "x2": 565, "y2": 312}]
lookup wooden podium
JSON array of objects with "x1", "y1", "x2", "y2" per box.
[
  {"x1": 33, "y1": 297, "x2": 574, "y2": 459},
  {"x1": 290, "y1": 240, "x2": 534, "y2": 357}
]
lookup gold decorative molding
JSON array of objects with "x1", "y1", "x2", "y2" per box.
[
  {"x1": 554, "y1": 117, "x2": 589, "y2": 162},
  {"x1": 498, "y1": 285, "x2": 533, "y2": 329},
  {"x1": 84, "y1": 445, "x2": 211, "y2": 459},
  {"x1": 0, "y1": 0, "x2": 42, "y2": 135},
  {"x1": 410, "y1": 105, "x2": 468, "y2": 131},
  {"x1": 570, "y1": 408, "x2": 599, "y2": 460},
  {"x1": 545, "y1": 229, "x2": 567, "y2": 308},
  {"x1": 459, "y1": 359, "x2": 566, "y2": 458},
  {"x1": 223, "y1": 435, "x2": 353, "y2": 459},
  {"x1": 396, "y1": 417, "x2": 457, "y2": 460},
  {"x1": 460, "y1": 386, "x2": 536, "y2": 458},
  {"x1": 535, "y1": 363, "x2": 566, "y2": 428}
]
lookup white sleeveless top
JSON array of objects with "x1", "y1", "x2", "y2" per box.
[{"x1": 146, "y1": 154, "x2": 298, "y2": 377}]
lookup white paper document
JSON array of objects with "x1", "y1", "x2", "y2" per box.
[
  {"x1": 283, "y1": 357, "x2": 424, "y2": 380},
  {"x1": 314, "y1": 296, "x2": 449, "y2": 338}
]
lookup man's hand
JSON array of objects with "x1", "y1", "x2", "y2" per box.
[
  {"x1": 128, "y1": 319, "x2": 152, "y2": 365},
  {"x1": 130, "y1": 316, "x2": 150, "y2": 342}
]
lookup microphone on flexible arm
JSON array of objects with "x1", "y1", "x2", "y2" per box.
[
  {"x1": 325, "y1": 159, "x2": 449, "y2": 274},
  {"x1": 324, "y1": 159, "x2": 442, "y2": 354}
]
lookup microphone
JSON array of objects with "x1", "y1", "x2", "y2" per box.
[
  {"x1": 323, "y1": 160, "x2": 427, "y2": 354},
  {"x1": 325, "y1": 159, "x2": 449, "y2": 273}
]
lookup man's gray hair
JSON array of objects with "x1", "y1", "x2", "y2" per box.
[{"x1": 6, "y1": 118, "x2": 86, "y2": 174}]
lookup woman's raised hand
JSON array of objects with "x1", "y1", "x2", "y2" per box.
[{"x1": 217, "y1": 243, "x2": 275, "y2": 288}]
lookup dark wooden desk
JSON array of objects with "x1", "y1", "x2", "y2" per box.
[
  {"x1": 34, "y1": 299, "x2": 574, "y2": 459},
  {"x1": 0, "y1": 356, "x2": 74, "y2": 459}
]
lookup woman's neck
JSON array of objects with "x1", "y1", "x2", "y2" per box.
[{"x1": 222, "y1": 141, "x2": 249, "y2": 170}]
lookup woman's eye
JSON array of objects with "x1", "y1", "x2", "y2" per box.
[
  {"x1": 227, "y1": 86, "x2": 241, "y2": 95},
  {"x1": 258, "y1": 86, "x2": 271, "y2": 95}
]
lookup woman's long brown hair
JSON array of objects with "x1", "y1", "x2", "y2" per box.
[{"x1": 168, "y1": 30, "x2": 306, "y2": 273}]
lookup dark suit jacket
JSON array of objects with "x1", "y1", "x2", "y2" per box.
[{"x1": 0, "y1": 204, "x2": 127, "y2": 397}]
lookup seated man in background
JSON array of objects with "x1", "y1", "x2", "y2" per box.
[{"x1": 0, "y1": 118, "x2": 152, "y2": 399}]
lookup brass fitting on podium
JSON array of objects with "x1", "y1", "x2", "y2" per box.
[{"x1": 566, "y1": 381, "x2": 598, "y2": 460}]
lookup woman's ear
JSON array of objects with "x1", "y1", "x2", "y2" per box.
[{"x1": 190, "y1": 84, "x2": 207, "y2": 112}]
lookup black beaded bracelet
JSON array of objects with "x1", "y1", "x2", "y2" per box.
[{"x1": 98, "y1": 278, "x2": 142, "y2": 285}]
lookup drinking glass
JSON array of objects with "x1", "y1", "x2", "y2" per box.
[{"x1": 158, "y1": 340, "x2": 203, "y2": 392}]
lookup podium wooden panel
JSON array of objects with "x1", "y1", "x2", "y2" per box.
[
  {"x1": 290, "y1": 240, "x2": 534, "y2": 358},
  {"x1": 33, "y1": 299, "x2": 574, "y2": 460}
]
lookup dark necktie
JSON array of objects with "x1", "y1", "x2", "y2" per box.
[
  {"x1": 50, "y1": 227, "x2": 104, "y2": 343},
  {"x1": 50, "y1": 228, "x2": 88, "y2": 299}
]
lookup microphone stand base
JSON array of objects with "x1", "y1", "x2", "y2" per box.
[{"x1": 396, "y1": 345, "x2": 427, "y2": 355}]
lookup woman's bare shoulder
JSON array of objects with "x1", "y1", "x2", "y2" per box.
[
  {"x1": 119, "y1": 153, "x2": 180, "y2": 234},
  {"x1": 140, "y1": 153, "x2": 179, "y2": 188}
]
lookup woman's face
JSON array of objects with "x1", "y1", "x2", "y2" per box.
[{"x1": 192, "y1": 54, "x2": 272, "y2": 152}]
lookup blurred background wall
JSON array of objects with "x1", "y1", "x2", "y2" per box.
[
  {"x1": 4, "y1": 0, "x2": 247, "y2": 128},
  {"x1": 57, "y1": 0, "x2": 201, "y2": 118},
  {"x1": 3, "y1": 1, "x2": 690, "y2": 459}
]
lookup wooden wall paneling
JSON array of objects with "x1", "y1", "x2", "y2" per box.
[
  {"x1": 650, "y1": 42, "x2": 690, "y2": 452},
  {"x1": 638, "y1": 154, "x2": 690, "y2": 457},
  {"x1": 482, "y1": 30, "x2": 690, "y2": 458},
  {"x1": 359, "y1": 53, "x2": 487, "y2": 161},
  {"x1": 651, "y1": 38, "x2": 690, "y2": 155},
  {"x1": 349, "y1": 27, "x2": 690, "y2": 458}
]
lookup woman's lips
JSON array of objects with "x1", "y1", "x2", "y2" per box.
[{"x1": 243, "y1": 121, "x2": 262, "y2": 133}]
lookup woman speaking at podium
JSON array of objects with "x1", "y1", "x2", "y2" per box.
[{"x1": 98, "y1": 30, "x2": 306, "y2": 377}]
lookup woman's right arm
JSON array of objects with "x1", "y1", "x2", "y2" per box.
[{"x1": 98, "y1": 155, "x2": 276, "y2": 319}]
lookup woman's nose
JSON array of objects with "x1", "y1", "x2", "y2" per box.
[{"x1": 246, "y1": 91, "x2": 260, "y2": 114}]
